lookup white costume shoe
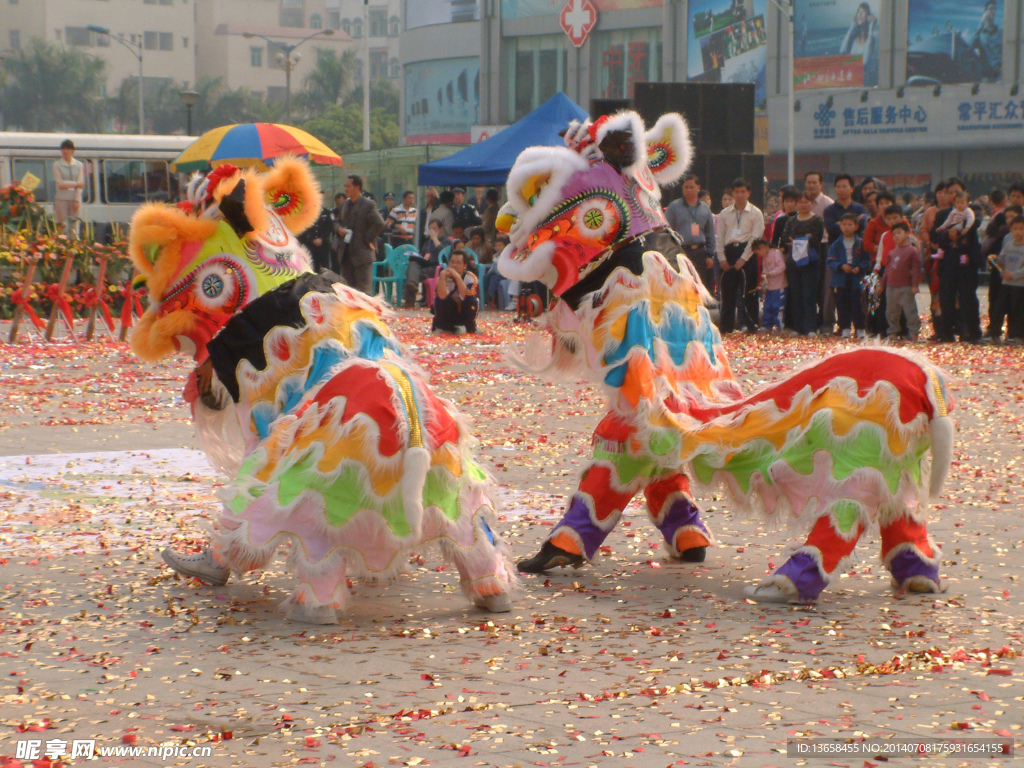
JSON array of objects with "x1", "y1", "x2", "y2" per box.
[{"x1": 161, "y1": 547, "x2": 230, "y2": 586}]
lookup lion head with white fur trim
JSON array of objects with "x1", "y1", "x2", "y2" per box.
[
  {"x1": 128, "y1": 157, "x2": 320, "y2": 363},
  {"x1": 496, "y1": 111, "x2": 693, "y2": 296}
]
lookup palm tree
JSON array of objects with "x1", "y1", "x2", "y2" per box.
[
  {"x1": 0, "y1": 40, "x2": 106, "y2": 132},
  {"x1": 294, "y1": 49, "x2": 356, "y2": 119}
]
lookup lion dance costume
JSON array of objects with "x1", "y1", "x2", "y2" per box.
[
  {"x1": 128, "y1": 159, "x2": 514, "y2": 623},
  {"x1": 498, "y1": 112, "x2": 954, "y2": 603}
]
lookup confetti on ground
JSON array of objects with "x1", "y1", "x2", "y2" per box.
[{"x1": 0, "y1": 309, "x2": 1021, "y2": 767}]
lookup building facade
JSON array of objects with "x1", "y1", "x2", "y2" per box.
[
  {"x1": 400, "y1": 0, "x2": 1023, "y2": 191},
  {"x1": 1, "y1": 0, "x2": 197, "y2": 95},
  {"x1": 194, "y1": 0, "x2": 400, "y2": 98}
]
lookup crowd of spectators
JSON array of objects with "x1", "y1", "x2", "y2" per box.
[
  {"x1": 312, "y1": 172, "x2": 1024, "y2": 345},
  {"x1": 671, "y1": 171, "x2": 1024, "y2": 345}
]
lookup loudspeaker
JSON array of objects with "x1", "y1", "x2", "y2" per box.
[
  {"x1": 698, "y1": 153, "x2": 765, "y2": 211},
  {"x1": 632, "y1": 82, "x2": 755, "y2": 155},
  {"x1": 591, "y1": 98, "x2": 631, "y2": 117}
]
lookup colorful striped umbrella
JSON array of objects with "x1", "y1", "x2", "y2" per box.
[{"x1": 171, "y1": 123, "x2": 343, "y2": 173}]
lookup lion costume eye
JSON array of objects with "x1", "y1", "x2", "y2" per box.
[{"x1": 192, "y1": 259, "x2": 246, "y2": 315}]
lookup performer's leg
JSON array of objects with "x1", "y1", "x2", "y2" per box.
[
  {"x1": 748, "y1": 501, "x2": 866, "y2": 603},
  {"x1": 880, "y1": 514, "x2": 943, "y2": 593},
  {"x1": 518, "y1": 462, "x2": 638, "y2": 573},
  {"x1": 444, "y1": 505, "x2": 516, "y2": 613},
  {"x1": 282, "y1": 549, "x2": 348, "y2": 624},
  {"x1": 644, "y1": 472, "x2": 712, "y2": 562}
]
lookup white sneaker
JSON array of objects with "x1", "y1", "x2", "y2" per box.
[
  {"x1": 856, "y1": 329, "x2": 867, "y2": 339},
  {"x1": 805, "y1": 331, "x2": 818, "y2": 338},
  {"x1": 841, "y1": 329, "x2": 852, "y2": 339},
  {"x1": 161, "y1": 547, "x2": 230, "y2": 586},
  {"x1": 743, "y1": 580, "x2": 803, "y2": 604},
  {"x1": 473, "y1": 592, "x2": 513, "y2": 612}
]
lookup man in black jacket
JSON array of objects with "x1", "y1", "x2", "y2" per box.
[
  {"x1": 930, "y1": 178, "x2": 982, "y2": 343},
  {"x1": 298, "y1": 206, "x2": 336, "y2": 272},
  {"x1": 334, "y1": 175, "x2": 386, "y2": 295}
]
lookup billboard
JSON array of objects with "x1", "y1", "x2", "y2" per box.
[
  {"x1": 501, "y1": 0, "x2": 662, "y2": 20},
  {"x1": 407, "y1": 0, "x2": 479, "y2": 29},
  {"x1": 793, "y1": 0, "x2": 879, "y2": 89},
  {"x1": 687, "y1": 0, "x2": 767, "y2": 109},
  {"x1": 404, "y1": 58, "x2": 481, "y2": 143},
  {"x1": 907, "y1": 0, "x2": 1003, "y2": 84}
]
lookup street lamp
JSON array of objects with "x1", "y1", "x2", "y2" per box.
[
  {"x1": 86, "y1": 25, "x2": 144, "y2": 134},
  {"x1": 243, "y1": 27, "x2": 335, "y2": 123},
  {"x1": 179, "y1": 88, "x2": 200, "y2": 136}
]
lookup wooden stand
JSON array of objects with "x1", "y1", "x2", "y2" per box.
[{"x1": 44, "y1": 252, "x2": 78, "y2": 342}]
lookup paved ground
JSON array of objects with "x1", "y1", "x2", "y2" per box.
[{"x1": 1, "y1": 307, "x2": 1022, "y2": 767}]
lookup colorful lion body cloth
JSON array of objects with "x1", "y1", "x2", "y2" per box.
[
  {"x1": 497, "y1": 111, "x2": 955, "y2": 603},
  {"x1": 129, "y1": 159, "x2": 515, "y2": 622}
]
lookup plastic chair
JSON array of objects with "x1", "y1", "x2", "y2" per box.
[{"x1": 371, "y1": 244, "x2": 410, "y2": 306}]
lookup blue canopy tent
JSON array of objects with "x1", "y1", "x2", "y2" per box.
[{"x1": 416, "y1": 93, "x2": 589, "y2": 187}]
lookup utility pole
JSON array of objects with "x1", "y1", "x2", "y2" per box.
[{"x1": 363, "y1": 0, "x2": 371, "y2": 150}]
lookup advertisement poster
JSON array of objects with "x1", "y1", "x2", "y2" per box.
[
  {"x1": 793, "y1": 0, "x2": 880, "y2": 89},
  {"x1": 404, "y1": 58, "x2": 481, "y2": 143},
  {"x1": 687, "y1": 0, "x2": 768, "y2": 109},
  {"x1": 406, "y1": 0, "x2": 479, "y2": 29},
  {"x1": 501, "y1": 0, "x2": 662, "y2": 20},
  {"x1": 907, "y1": 0, "x2": 1003, "y2": 84}
]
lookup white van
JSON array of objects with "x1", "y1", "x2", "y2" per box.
[{"x1": 0, "y1": 132, "x2": 194, "y2": 232}]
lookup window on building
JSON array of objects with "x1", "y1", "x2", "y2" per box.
[
  {"x1": 159, "y1": 32, "x2": 173, "y2": 50},
  {"x1": 352, "y1": 18, "x2": 363, "y2": 38},
  {"x1": 103, "y1": 160, "x2": 168, "y2": 204},
  {"x1": 354, "y1": 57, "x2": 363, "y2": 82},
  {"x1": 9, "y1": 30, "x2": 20, "y2": 50},
  {"x1": 267, "y1": 85, "x2": 287, "y2": 103},
  {"x1": 369, "y1": 10, "x2": 387, "y2": 37},
  {"x1": 182, "y1": 36, "x2": 189, "y2": 49},
  {"x1": 506, "y1": 34, "x2": 569, "y2": 122},
  {"x1": 268, "y1": 42, "x2": 287, "y2": 70},
  {"x1": 280, "y1": 0, "x2": 304, "y2": 28},
  {"x1": 370, "y1": 49, "x2": 388, "y2": 79},
  {"x1": 144, "y1": 31, "x2": 159, "y2": 50},
  {"x1": 250, "y1": 46, "x2": 263, "y2": 67},
  {"x1": 389, "y1": 15, "x2": 399, "y2": 36},
  {"x1": 591, "y1": 28, "x2": 662, "y2": 101},
  {"x1": 66, "y1": 27, "x2": 94, "y2": 47},
  {"x1": 160, "y1": 0, "x2": 172, "y2": 4},
  {"x1": 309, "y1": 13, "x2": 322, "y2": 29},
  {"x1": 327, "y1": 10, "x2": 341, "y2": 29},
  {"x1": 389, "y1": 56, "x2": 399, "y2": 78}
]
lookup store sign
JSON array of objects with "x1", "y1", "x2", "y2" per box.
[
  {"x1": 782, "y1": 85, "x2": 1024, "y2": 151},
  {"x1": 560, "y1": 0, "x2": 598, "y2": 48}
]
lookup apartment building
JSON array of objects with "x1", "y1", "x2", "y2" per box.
[
  {"x1": 0, "y1": 0, "x2": 196, "y2": 95},
  {"x1": 194, "y1": 0, "x2": 400, "y2": 99}
]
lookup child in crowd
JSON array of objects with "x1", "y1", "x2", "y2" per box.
[
  {"x1": 755, "y1": 238, "x2": 787, "y2": 332},
  {"x1": 879, "y1": 221, "x2": 922, "y2": 341},
  {"x1": 995, "y1": 216, "x2": 1024, "y2": 343},
  {"x1": 936, "y1": 191, "x2": 976, "y2": 235},
  {"x1": 827, "y1": 213, "x2": 871, "y2": 338}
]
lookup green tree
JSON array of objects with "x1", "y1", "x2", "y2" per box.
[
  {"x1": 294, "y1": 48, "x2": 356, "y2": 119},
  {"x1": 0, "y1": 40, "x2": 106, "y2": 132},
  {"x1": 300, "y1": 104, "x2": 399, "y2": 155}
]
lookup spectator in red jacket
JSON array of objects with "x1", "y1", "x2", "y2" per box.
[{"x1": 862, "y1": 190, "x2": 897, "y2": 259}]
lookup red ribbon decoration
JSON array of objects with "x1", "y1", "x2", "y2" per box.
[
  {"x1": 82, "y1": 286, "x2": 116, "y2": 332},
  {"x1": 118, "y1": 284, "x2": 145, "y2": 329},
  {"x1": 45, "y1": 283, "x2": 76, "y2": 333},
  {"x1": 11, "y1": 289, "x2": 45, "y2": 330}
]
